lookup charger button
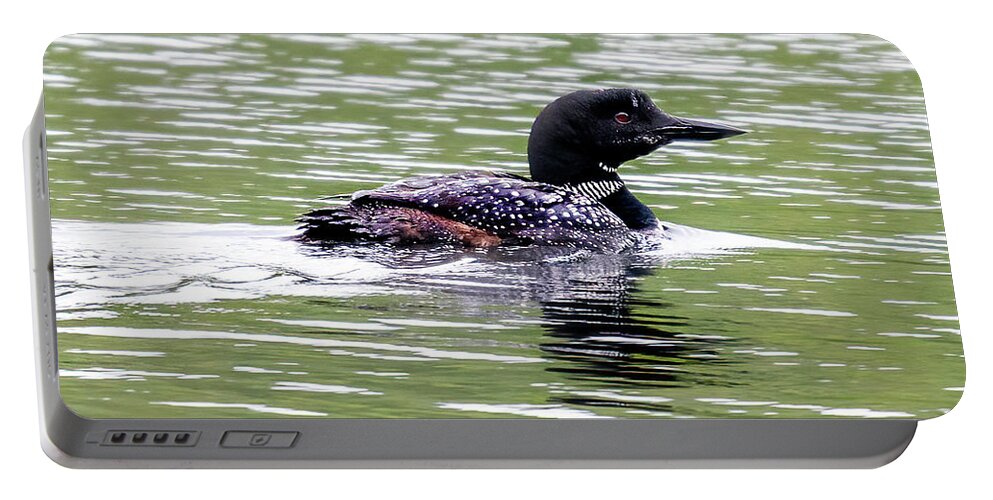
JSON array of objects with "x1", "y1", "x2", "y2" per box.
[{"x1": 220, "y1": 431, "x2": 298, "y2": 448}]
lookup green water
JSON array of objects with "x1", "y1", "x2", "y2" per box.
[{"x1": 43, "y1": 34, "x2": 963, "y2": 419}]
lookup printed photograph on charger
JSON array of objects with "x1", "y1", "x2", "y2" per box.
[{"x1": 42, "y1": 34, "x2": 964, "y2": 419}]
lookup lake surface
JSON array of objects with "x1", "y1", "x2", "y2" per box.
[{"x1": 43, "y1": 34, "x2": 964, "y2": 419}]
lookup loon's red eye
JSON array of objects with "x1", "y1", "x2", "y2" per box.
[{"x1": 614, "y1": 112, "x2": 631, "y2": 124}]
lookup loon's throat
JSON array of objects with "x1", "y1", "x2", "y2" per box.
[{"x1": 600, "y1": 186, "x2": 659, "y2": 230}]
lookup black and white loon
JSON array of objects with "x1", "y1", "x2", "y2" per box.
[{"x1": 297, "y1": 88, "x2": 745, "y2": 252}]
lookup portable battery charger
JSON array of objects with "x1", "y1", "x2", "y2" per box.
[{"x1": 26, "y1": 33, "x2": 963, "y2": 468}]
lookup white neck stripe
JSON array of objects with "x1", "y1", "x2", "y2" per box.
[{"x1": 567, "y1": 179, "x2": 625, "y2": 200}]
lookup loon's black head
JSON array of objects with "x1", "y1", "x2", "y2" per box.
[{"x1": 527, "y1": 88, "x2": 745, "y2": 190}]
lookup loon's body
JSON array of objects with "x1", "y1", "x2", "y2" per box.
[
  {"x1": 298, "y1": 89, "x2": 744, "y2": 252},
  {"x1": 299, "y1": 171, "x2": 639, "y2": 252}
]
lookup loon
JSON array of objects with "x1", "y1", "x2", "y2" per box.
[{"x1": 297, "y1": 88, "x2": 745, "y2": 252}]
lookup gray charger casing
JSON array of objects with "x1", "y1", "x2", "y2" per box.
[{"x1": 25, "y1": 101, "x2": 917, "y2": 468}]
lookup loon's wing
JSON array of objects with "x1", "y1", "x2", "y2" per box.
[{"x1": 298, "y1": 172, "x2": 526, "y2": 244}]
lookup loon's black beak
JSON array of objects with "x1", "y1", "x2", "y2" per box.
[{"x1": 655, "y1": 117, "x2": 747, "y2": 142}]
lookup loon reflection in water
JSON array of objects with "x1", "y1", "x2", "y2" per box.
[
  {"x1": 298, "y1": 88, "x2": 745, "y2": 253},
  {"x1": 504, "y1": 249, "x2": 734, "y2": 409},
  {"x1": 303, "y1": 242, "x2": 738, "y2": 410}
]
